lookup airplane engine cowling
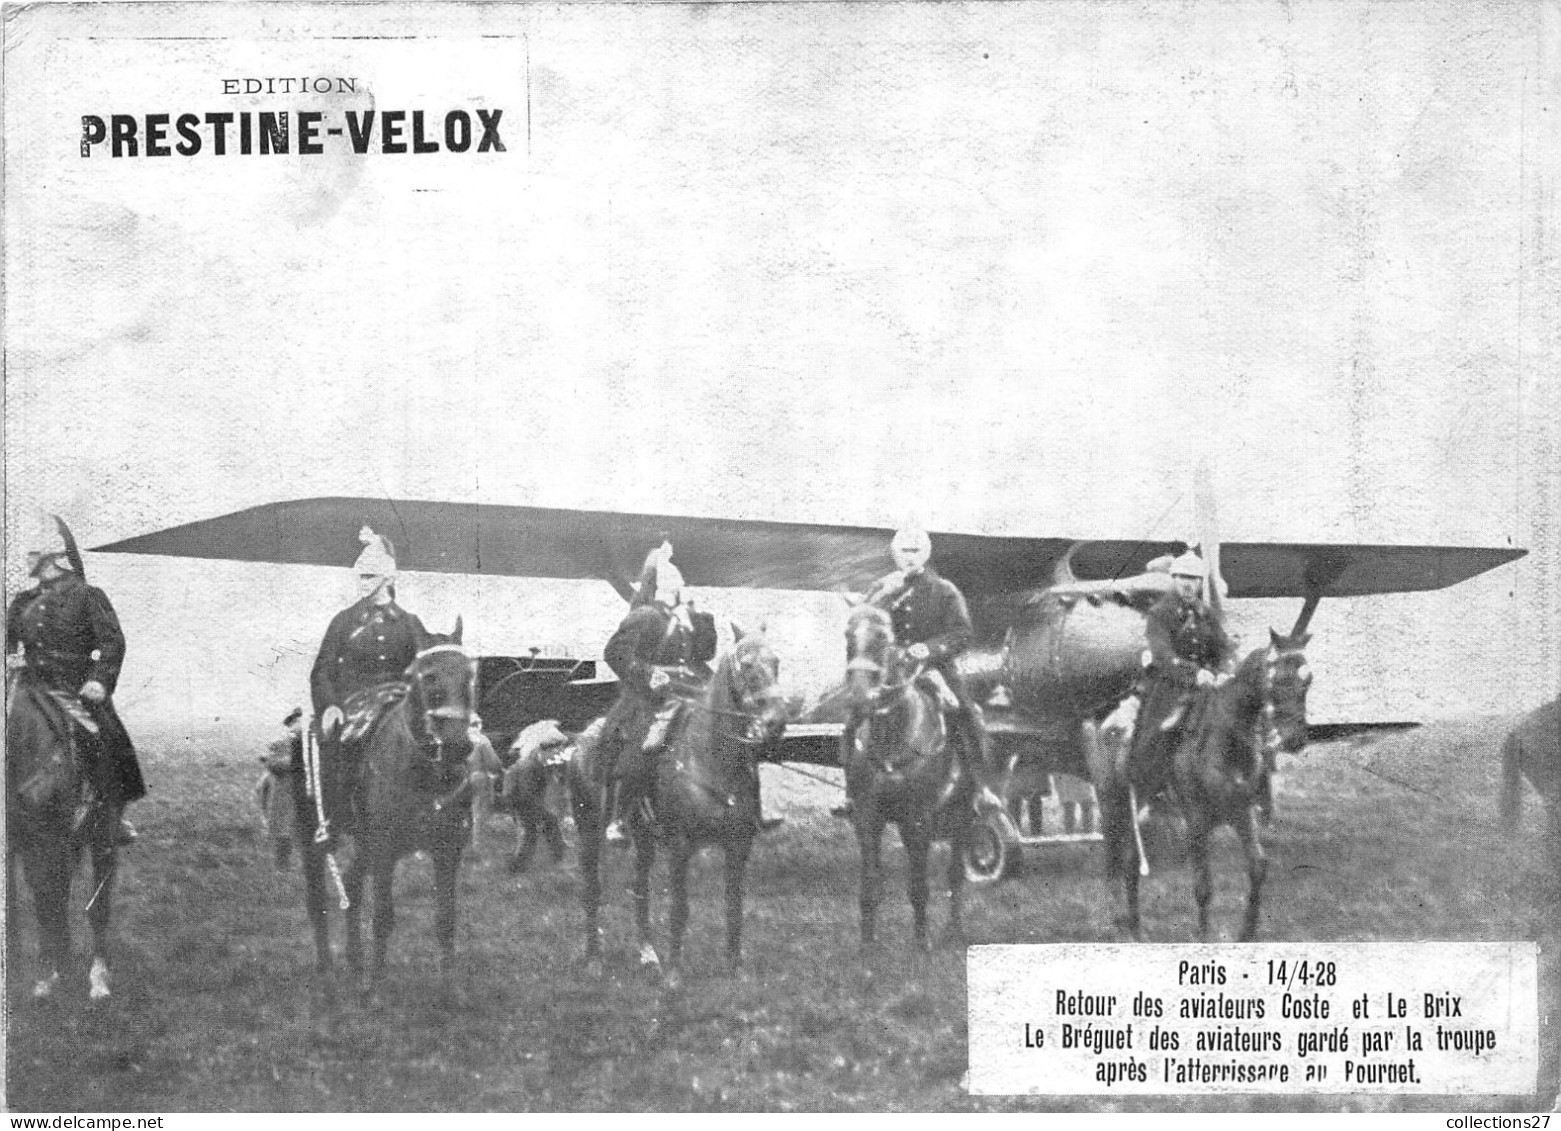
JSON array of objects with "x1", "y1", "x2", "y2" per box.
[{"x1": 961, "y1": 591, "x2": 1150, "y2": 721}]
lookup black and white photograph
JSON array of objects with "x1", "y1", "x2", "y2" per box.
[{"x1": 3, "y1": 0, "x2": 1558, "y2": 1114}]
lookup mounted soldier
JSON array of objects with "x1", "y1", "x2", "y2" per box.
[
  {"x1": 308, "y1": 526, "x2": 429, "y2": 841},
  {"x1": 6, "y1": 514, "x2": 144, "y2": 845},
  {"x1": 835, "y1": 526, "x2": 1004, "y2": 820},
  {"x1": 1105, "y1": 547, "x2": 1235, "y2": 775},
  {"x1": 601, "y1": 540, "x2": 717, "y2": 845}
]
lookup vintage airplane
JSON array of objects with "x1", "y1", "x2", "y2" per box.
[{"x1": 94, "y1": 495, "x2": 1526, "y2": 878}]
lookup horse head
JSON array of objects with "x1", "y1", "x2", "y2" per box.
[
  {"x1": 1256, "y1": 627, "x2": 1312, "y2": 754},
  {"x1": 723, "y1": 628, "x2": 788, "y2": 745},
  {"x1": 407, "y1": 618, "x2": 477, "y2": 754},
  {"x1": 843, "y1": 603, "x2": 898, "y2": 710}
]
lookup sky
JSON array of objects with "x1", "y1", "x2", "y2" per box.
[{"x1": 4, "y1": 1, "x2": 1557, "y2": 744}]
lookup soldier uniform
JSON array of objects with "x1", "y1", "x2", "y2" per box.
[
  {"x1": 600, "y1": 545, "x2": 717, "y2": 842},
  {"x1": 309, "y1": 596, "x2": 429, "y2": 716},
  {"x1": 838, "y1": 527, "x2": 1002, "y2": 818},
  {"x1": 1116, "y1": 549, "x2": 1234, "y2": 777},
  {"x1": 6, "y1": 516, "x2": 145, "y2": 837},
  {"x1": 307, "y1": 527, "x2": 428, "y2": 837}
]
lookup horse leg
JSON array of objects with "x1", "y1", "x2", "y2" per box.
[
  {"x1": 370, "y1": 860, "x2": 396, "y2": 981},
  {"x1": 942, "y1": 813, "x2": 969, "y2": 948},
  {"x1": 631, "y1": 808, "x2": 661, "y2": 973},
  {"x1": 901, "y1": 820, "x2": 932, "y2": 951},
  {"x1": 1188, "y1": 823, "x2": 1214, "y2": 941},
  {"x1": 85, "y1": 838, "x2": 118, "y2": 1000},
  {"x1": 665, "y1": 833, "x2": 696, "y2": 989},
  {"x1": 1099, "y1": 785, "x2": 1143, "y2": 940},
  {"x1": 856, "y1": 812, "x2": 885, "y2": 956},
  {"x1": 572, "y1": 774, "x2": 606, "y2": 973},
  {"x1": 21, "y1": 835, "x2": 72, "y2": 998},
  {"x1": 723, "y1": 833, "x2": 753, "y2": 975},
  {"x1": 343, "y1": 851, "x2": 368, "y2": 975},
  {"x1": 509, "y1": 805, "x2": 538, "y2": 874},
  {"x1": 293, "y1": 837, "x2": 332, "y2": 982},
  {"x1": 1236, "y1": 807, "x2": 1269, "y2": 942},
  {"x1": 433, "y1": 845, "x2": 461, "y2": 972}
]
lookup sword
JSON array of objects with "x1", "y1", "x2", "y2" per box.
[{"x1": 303, "y1": 713, "x2": 350, "y2": 910}]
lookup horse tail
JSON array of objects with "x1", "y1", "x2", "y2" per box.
[{"x1": 1500, "y1": 729, "x2": 1525, "y2": 833}]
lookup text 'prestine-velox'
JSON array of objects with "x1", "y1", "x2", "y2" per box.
[{"x1": 80, "y1": 110, "x2": 506, "y2": 157}]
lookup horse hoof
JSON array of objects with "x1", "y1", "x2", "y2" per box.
[
  {"x1": 1113, "y1": 915, "x2": 1142, "y2": 942},
  {"x1": 88, "y1": 958, "x2": 111, "y2": 1001},
  {"x1": 32, "y1": 970, "x2": 60, "y2": 1000},
  {"x1": 638, "y1": 942, "x2": 661, "y2": 971},
  {"x1": 585, "y1": 956, "x2": 605, "y2": 980},
  {"x1": 664, "y1": 968, "x2": 683, "y2": 993},
  {"x1": 506, "y1": 855, "x2": 527, "y2": 875}
]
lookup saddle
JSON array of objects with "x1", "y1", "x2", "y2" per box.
[{"x1": 337, "y1": 682, "x2": 409, "y2": 747}]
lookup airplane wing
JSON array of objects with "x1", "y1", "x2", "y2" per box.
[{"x1": 91, "y1": 496, "x2": 1525, "y2": 600}]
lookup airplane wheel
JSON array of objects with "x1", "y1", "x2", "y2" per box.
[{"x1": 963, "y1": 811, "x2": 1023, "y2": 886}]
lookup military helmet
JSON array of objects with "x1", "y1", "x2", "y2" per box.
[
  {"x1": 26, "y1": 513, "x2": 83, "y2": 578},
  {"x1": 654, "y1": 558, "x2": 686, "y2": 603},
  {"x1": 1170, "y1": 549, "x2": 1207, "y2": 579},
  {"x1": 354, "y1": 525, "x2": 397, "y2": 577},
  {"x1": 633, "y1": 538, "x2": 683, "y2": 606}
]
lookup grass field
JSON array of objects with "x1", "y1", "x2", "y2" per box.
[{"x1": 6, "y1": 715, "x2": 1559, "y2": 1112}]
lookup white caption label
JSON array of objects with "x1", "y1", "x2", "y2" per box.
[{"x1": 967, "y1": 942, "x2": 1537, "y2": 1095}]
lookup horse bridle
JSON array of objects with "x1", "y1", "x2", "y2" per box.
[
  {"x1": 407, "y1": 642, "x2": 476, "y2": 761},
  {"x1": 698, "y1": 645, "x2": 783, "y2": 745},
  {"x1": 1257, "y1": 642, "x2": 1310, "y2": 758}
]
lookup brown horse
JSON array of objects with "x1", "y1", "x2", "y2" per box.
[
  {"x1": 6, "y1": 672, "x2": 123, "y2": 1001},
  {"x1": 291, "y1": 620, "x2": 478, "y2": 987},
  {"x1": 1500, "y1": 696, "x2": 1561, "y2": 864},
  {"x1": 1092, "y1": 629, "x2": 1311, "y2": 941},
  {"x1": 841, "y1": 603, "x2": 975, "y2": 952},
  {"x1": 569, "y1": 626, "x2": 787, "y2": 986}
]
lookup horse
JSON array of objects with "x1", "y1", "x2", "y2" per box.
[
  {"x1": 568, "y1": 625, "x2": 787, "y2": 986},
  {"x1": 291, "y1": 620, "x2": 478, "y2": 987},
  {"x1": 498, "y1": 718, "x2": 573, "y2": 873},
  {"x1": 5, "y1": 671, "x2": 122, "y2": 1001},
  {"x1": 1500, "y1": 696, "x2": 1561, "y2": 864},
  {"x1": 840, "y1": 603, "x2": 976, "y2": 952},
  {"x1": 1091, "y1": 629, "x2": 1311, "y2": 942}
]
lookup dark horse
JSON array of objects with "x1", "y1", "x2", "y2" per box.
[
  {"x1": 568, "y1": 626, "x2": 787, "y2": 986},
  {"x1": 1500, "y1": 696, "x2": 1561, "y2": 864},
  {"x1": 841, "y1": 603, "x2": 975, "y2": 952},
  {"x1": 292, "y1": 620, "x2": 478, "y2": 986},
  {"x1": 6, "y1": 673, "x2": 122, "y2": 1000},
  {"x1": 1090, "y1": 629, "x2": 1311, "y2": 941}
]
